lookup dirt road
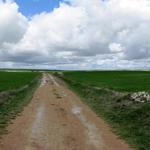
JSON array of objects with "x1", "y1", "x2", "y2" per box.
[{"x1": 0, "y1": 74, "x2": 133, "y2": 150}]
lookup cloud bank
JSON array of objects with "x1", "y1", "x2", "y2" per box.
[{"x1": 0, "y1": 0, "x2": 150, "y2": 69}]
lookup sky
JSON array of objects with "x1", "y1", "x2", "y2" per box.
[
  {"x1": 0, "y1": 0, "x2": 150, "y2": 70},
  {"x1": 15, "y1": 0, "x2": 63, "y2": 16}
]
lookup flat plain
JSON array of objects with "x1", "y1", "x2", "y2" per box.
[
  {"x1": 63, "y1": 71, "x2": 150, "y2": 92},
  {"x1": 0, "y1": 71, "x2": 39, "y2": 92}
]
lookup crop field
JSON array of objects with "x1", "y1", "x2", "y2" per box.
[
  {"x1": 0, "y1": 72, "x2": 39, "y2": 92},
  {"x1": 61, "y1": 71, "x2": 150, "y2": 150},
  {"x1": 0, "y1": 71, "x2": 40, "y2": 135},
  {"x1": 63, "y1": 71, "x2": 150, "y2": 92}
]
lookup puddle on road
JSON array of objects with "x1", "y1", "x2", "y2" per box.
[
  {"x1": 31, "y1": 104, "x2": 45, "y2": 135},
  {"x1": 72, "y1": 106, "x2": 82, "y2": 115},
  {"x1": 40, "y1": 75, "x2": 48, "y2": 87},
  {"x1": 71, "y1": 106, "x2": 104, "y2": 150},
  {"x1": 26, "y1": 103, "x2": 50, "y2": 150},
  {"x1": 49, "y1": 75, "x2": 60, "y2": 87}
]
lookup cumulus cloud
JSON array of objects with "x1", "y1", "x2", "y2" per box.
[
  {"x1": 0, "y1": 1, "x2": 27, "y2": 45},
  {"x1": 0, "y1": 0, "x2": 150, "y2": 69}
]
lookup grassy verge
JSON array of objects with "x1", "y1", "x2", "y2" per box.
[
  {"x1": 0, "y1": 74, "x2": 41, "y2": 135},
  {"x1": 60, "y1": 75, "x2": 150, "y2": 150}
]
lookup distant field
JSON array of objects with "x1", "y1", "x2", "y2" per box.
[
  {"x1": 0, "y1": 72, "x2": 39, "y2": 92},
  {"x1": 63, "y1": 71, "x2": 150, "y2": 92}
]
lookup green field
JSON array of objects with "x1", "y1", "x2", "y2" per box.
[
  {"x1": 0, "y1": 72, "x2": 39, "y2": 92},
  {"x1": 63, "y1": 71, "x2": 150, "y2": 92},
  {"x1": 0, "y1": 71, "x2": 40, "y2": 135},
  {"x1": 61, "y1": 71, "x2": 150, "y2": 150}
]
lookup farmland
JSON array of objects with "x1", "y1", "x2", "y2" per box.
[
  {"x1": 0, "y1": 71, "x2": 40, "y2": 135},
  {"x1": 0, "y1": 72, "x2": 39, "y2": 92},
  {"x1": 61, "y1": 71, "x2": 150, "y2": 150},
  {"x1": 63, "y1": 71, "x2": 150, "y2": 92}
]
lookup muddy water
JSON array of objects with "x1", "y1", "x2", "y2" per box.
[{"x1": 72, "y1": 106, "x2": 104, "y2": 149}]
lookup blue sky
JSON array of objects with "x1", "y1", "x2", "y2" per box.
[{"x1": 15, "y1": 0, "x2": 63, "y2": 16}]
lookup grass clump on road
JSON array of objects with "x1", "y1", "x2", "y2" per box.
[
  {"x1": 0, "y1": 72, "x2": 41, "y2": 135},
  {"x1": 60, "y1": 71, "x2": 150, "y2": 150}
]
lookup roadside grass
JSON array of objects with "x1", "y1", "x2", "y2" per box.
[
  {"x1": 59, "y1": 71, "x2": 150, "y2": 150},
  {"x1": 0, "y1": 72, "x2": 41, "y2": 135}
]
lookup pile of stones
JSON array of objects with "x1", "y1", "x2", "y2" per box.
[{"x1": 130, "y1": 92, "x2": 150, "y2": 103}]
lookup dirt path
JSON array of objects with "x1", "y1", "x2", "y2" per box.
[{"x1": 0, "y1": 74, "x2": 134, "y2": 150}]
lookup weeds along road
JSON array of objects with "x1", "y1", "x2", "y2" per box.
[{"x1": 0, "y1": 74, "x2": 134, "y2": 150}]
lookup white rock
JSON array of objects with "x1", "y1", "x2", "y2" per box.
[{"x1": 131, "y1": 91, "x2": 150, "y2": 103}]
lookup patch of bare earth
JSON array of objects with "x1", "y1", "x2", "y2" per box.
[{"x1": 0, "y1": 74, "x2": 134, "y2": 150}]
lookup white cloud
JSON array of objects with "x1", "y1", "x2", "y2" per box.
[
  {"x1": 0, "y1": 0, "x2": 150, "y2": 69},
  {"x1": 109, "y1": 43, "x2": 124, "y2": 53},
  {"x1": 0, "y1": 2, "x2": 28, "y2": 45}
]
